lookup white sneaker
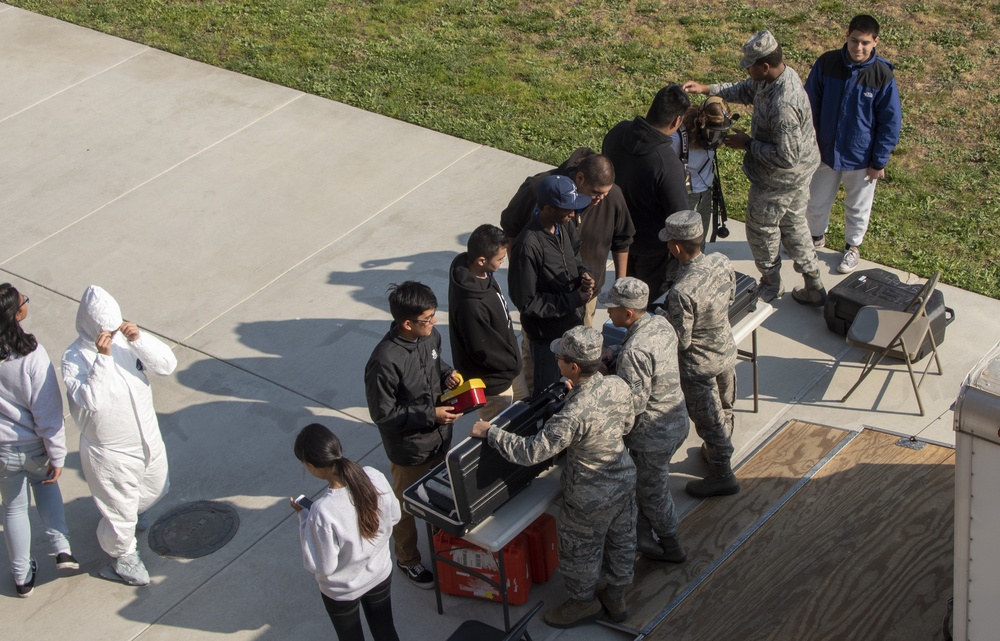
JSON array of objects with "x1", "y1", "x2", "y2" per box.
[{"x1": 838, "y1": 247, "x2": 860, "y2": 274}]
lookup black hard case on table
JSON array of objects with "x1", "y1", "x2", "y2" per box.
[
  {"x1": 729, "y1": 271, "x2": 760, "y2": 326},
  {"x1": 601, "y1": 271, "x2": 758, "y2": 349},
  {"x1": 402, "y1": 383, "x2": 567, "y2": 537},
  {"x1": 824, "y1": 268, "x2": 955, "y2": 361}
]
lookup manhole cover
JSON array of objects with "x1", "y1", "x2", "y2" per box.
[{"x1": 148, "y1": 501, "x2": 239, "y2": 559}]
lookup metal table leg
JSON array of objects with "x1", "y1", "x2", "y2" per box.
[
  {"x1": 751, "y1": 328, "x2": 760, "y2": 413},
  {"x1": 427, "y1": 522, "x2": 444, "y2": 615},
  {"x1": 497, "y1": 547, "x2": 510, "y2": 630}
]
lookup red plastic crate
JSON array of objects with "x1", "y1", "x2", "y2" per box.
[
  {"x1": 524, "y1": 513, "x2": 559, "y2": 584},
  {"x1": 433, "y1": 530, "x2": 532, "y2": 604}
]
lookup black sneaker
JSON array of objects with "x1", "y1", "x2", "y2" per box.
[
  {"x1": 397, "y1": 561, "x2": 434, "y2": 589},
  {"x1": 16, "y1": 559, "x2": 37, "y2": 598},
  {"x1": 55, "y1": 552, "x2": 79, "y2": 570}
]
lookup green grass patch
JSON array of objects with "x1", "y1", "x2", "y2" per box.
[{"x1": 8, "y1": 0, "x2": 1000, "y2": 298}]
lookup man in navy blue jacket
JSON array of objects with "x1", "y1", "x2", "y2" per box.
[{"x1": 805, "y1": 14, "x2": 902, "y2": 274}]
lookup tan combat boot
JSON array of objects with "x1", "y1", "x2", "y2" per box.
[
  {"x1": 597, "y1": 585, "x2": 629, "y2": 623},
  {"x1": 544, "y1": 597, "x2": 603, "y2": 628}
]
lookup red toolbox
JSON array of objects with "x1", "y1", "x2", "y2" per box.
[
  {"x1": 524, "y1": 513, "x2": 559, "y2": 584},
  {"x1": 433, "y1": 530, "x2": 532, "y2": 605}
]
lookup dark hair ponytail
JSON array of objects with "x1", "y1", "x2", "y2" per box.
[
  {"x1": 0, "y1": 283, "x2": 37, "y2": 360},
  {"x1": 294, "y1": 423, "x2": 382, "y2": 541}
]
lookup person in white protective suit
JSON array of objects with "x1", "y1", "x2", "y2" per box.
[{"x1": 61, "y1": 285, "x2": 177, "y2": 586}]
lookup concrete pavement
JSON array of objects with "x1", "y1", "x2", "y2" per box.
[{"x1": 1, "y1": 4, "x2": 994, "y2": 640}]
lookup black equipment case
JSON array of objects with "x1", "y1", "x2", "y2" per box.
[
  {"x1": 824, "y1": 268, "x2": 955, "y2": 361},
  {"x1": 729, "y1": 271, "x2": 759, "y2": 326},
  {"x1": 402, "y1": 383, "x2": 567, "y2": 537},
  {"x1": 602, "y1": 271, "x2": 759, "y2": 349}
]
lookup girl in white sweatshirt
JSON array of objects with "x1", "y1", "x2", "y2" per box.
[
  {"x1": 292, "y1": 423, "x2": 401, "y2": 641},
  {"x1": 0, "y1": 283, "x2": 77, "y2": 597}
]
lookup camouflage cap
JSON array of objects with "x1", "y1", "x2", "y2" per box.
[
  {"x1": 598, "y1": 277, "x2": 649, "y2": 309},
  {"x1": 550, "y1": 325, "x2": 603, "y2": 363},
  {"x1": 658, "y1": 210, "x2": 704, "y2": 242},
  {"x1": 740, "y1": 30, "x2": 779, "y2": 68}
]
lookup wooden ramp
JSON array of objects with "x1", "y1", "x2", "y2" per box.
[{"x1": 620, "y1": 422, "x2": 954, "y2": 641}]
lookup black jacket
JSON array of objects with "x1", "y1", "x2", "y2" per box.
[
  {"x1": 508, "y1": 216, "x2": 588, "y2": 342},
  {"x1": 602, "y1": 117, "x2": 689, "y2": 256},
  {"x1": 448, "y1": 254, "x2": 522, "y2": 396},
  {"x1": 364, "y1": 325, "x2": 454, "y2": 466},
  {"x1": 498, "y1": 147, "x2": 634, "y2": 295}
]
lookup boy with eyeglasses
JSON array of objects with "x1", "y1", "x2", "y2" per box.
[{"x1": 364, "y1": 281, "x2": 461, "y2": 589}]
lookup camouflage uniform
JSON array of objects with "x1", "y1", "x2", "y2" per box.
[
  {"x1": 712, "y1": 65, "x2": 822, "y2": 283},
  {"x1": 664, "y1": 252, "x2": 738, "y2": 465},
  {"x1": 615, "y1": 312, "x2": 689, "y2": 540},
  {"x1": 487, "y1": 370, "x2": 637, "y2": 600}
]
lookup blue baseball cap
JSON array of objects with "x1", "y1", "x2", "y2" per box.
[{"x1": 536, "y1": 175, "x2": 592, "y2": 210}]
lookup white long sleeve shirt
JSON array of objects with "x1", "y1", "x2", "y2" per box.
[
  {"x1": 298, "y1": 467, "x2": 401, "y2": 601},
  {"x1": 0, "y1": 344, "x2": 67, "y2": 466}
]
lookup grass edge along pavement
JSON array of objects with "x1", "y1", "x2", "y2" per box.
[{"x1": 9, "y1": 0, "x2": 999, "y2": 299}]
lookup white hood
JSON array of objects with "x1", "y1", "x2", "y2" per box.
[{"x1": 76, "y1": 285, "x2": 124, "y2": 342}]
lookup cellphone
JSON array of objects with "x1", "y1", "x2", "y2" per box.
[{"x1": 294, "y1": 494, "x2": 313, "y2": 509}]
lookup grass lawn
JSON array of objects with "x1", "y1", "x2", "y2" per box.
[{"x1": 10, "y1": 0, "x2": 999, "y2": 298}]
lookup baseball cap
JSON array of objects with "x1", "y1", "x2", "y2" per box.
[{"x1": 536, "y1": 175, "x2": 592, "y2": 210}]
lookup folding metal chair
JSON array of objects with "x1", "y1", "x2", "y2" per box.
[
  {"x1": 444, "y1": 600, "x2": 543, "y2": 641},
  {"x1": 840, "y1": 271, "x2": 943, "y2": 416}
]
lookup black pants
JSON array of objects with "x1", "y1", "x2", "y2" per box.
[
  {"x1": 321, "y1": 574, "x2": 399, "y2": 641},
  {"x1": 627, "y1": 251, "x2": 677, "y2": 300}
]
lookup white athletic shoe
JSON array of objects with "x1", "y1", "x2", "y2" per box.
[{"x1": 838, "y1": 247, "x2": 860, "y2": 274}]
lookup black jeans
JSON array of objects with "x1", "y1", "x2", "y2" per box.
[{"x1": 321, "y1": 574, "x2": 399, "y2": 641}]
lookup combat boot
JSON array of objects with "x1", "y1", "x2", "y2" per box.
[
  {"x1": 597, "y1": 585, "x2": 629, "y2": 623},
  {"x1": 544, "y1": 597, "x2": 603, "y2": 628},
  {"x1": 791, "y1": 270, "x2": 827, "y2": 307},
  {"x1": 758, "y1": 273, "x2": 784, "y2": 302},
  {"x1": 642, "y1": 534, "x2": 687, "y2": 563},
  {"x1": 636, "y1": 512, "x2": 662, "y2": 558},
  {"x1": 686, "y1": 461, "x2": 740, "y2": 498}
]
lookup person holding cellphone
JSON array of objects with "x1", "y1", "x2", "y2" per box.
[{"x1": 292, "y1": 423, "x2": 402, "y2": 641}]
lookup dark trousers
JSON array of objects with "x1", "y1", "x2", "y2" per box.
[
  {"x1": 627, "y1": 252, "x2": 677, "y2": 299},
  {"x1": 321, "y1": 574, "x2": 400, "y2": 641},
  {"x1": 528, "y1": 336, "x2": 562, "y2": 393}
]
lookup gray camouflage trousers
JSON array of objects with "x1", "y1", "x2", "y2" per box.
[
  {"x1": 559, "y1": 492, "x2": 637, "y2": 600},
  {"x1": 680, "y1": 366, "x2": 736, "y2": 466},
  {"x1": 632, "y1": 437, "x2": 687, "y2": 540},
  {"x1": 745, "y1": 182, "x2": 821, "y2": 279}
]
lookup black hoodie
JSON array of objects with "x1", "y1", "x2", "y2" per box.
[
  {"x1": 602, "y1": 116, "x2": 689, "y2": 256},
  {"x1": 447, "y1": 253, "x2": 521, "y2": 396}
]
